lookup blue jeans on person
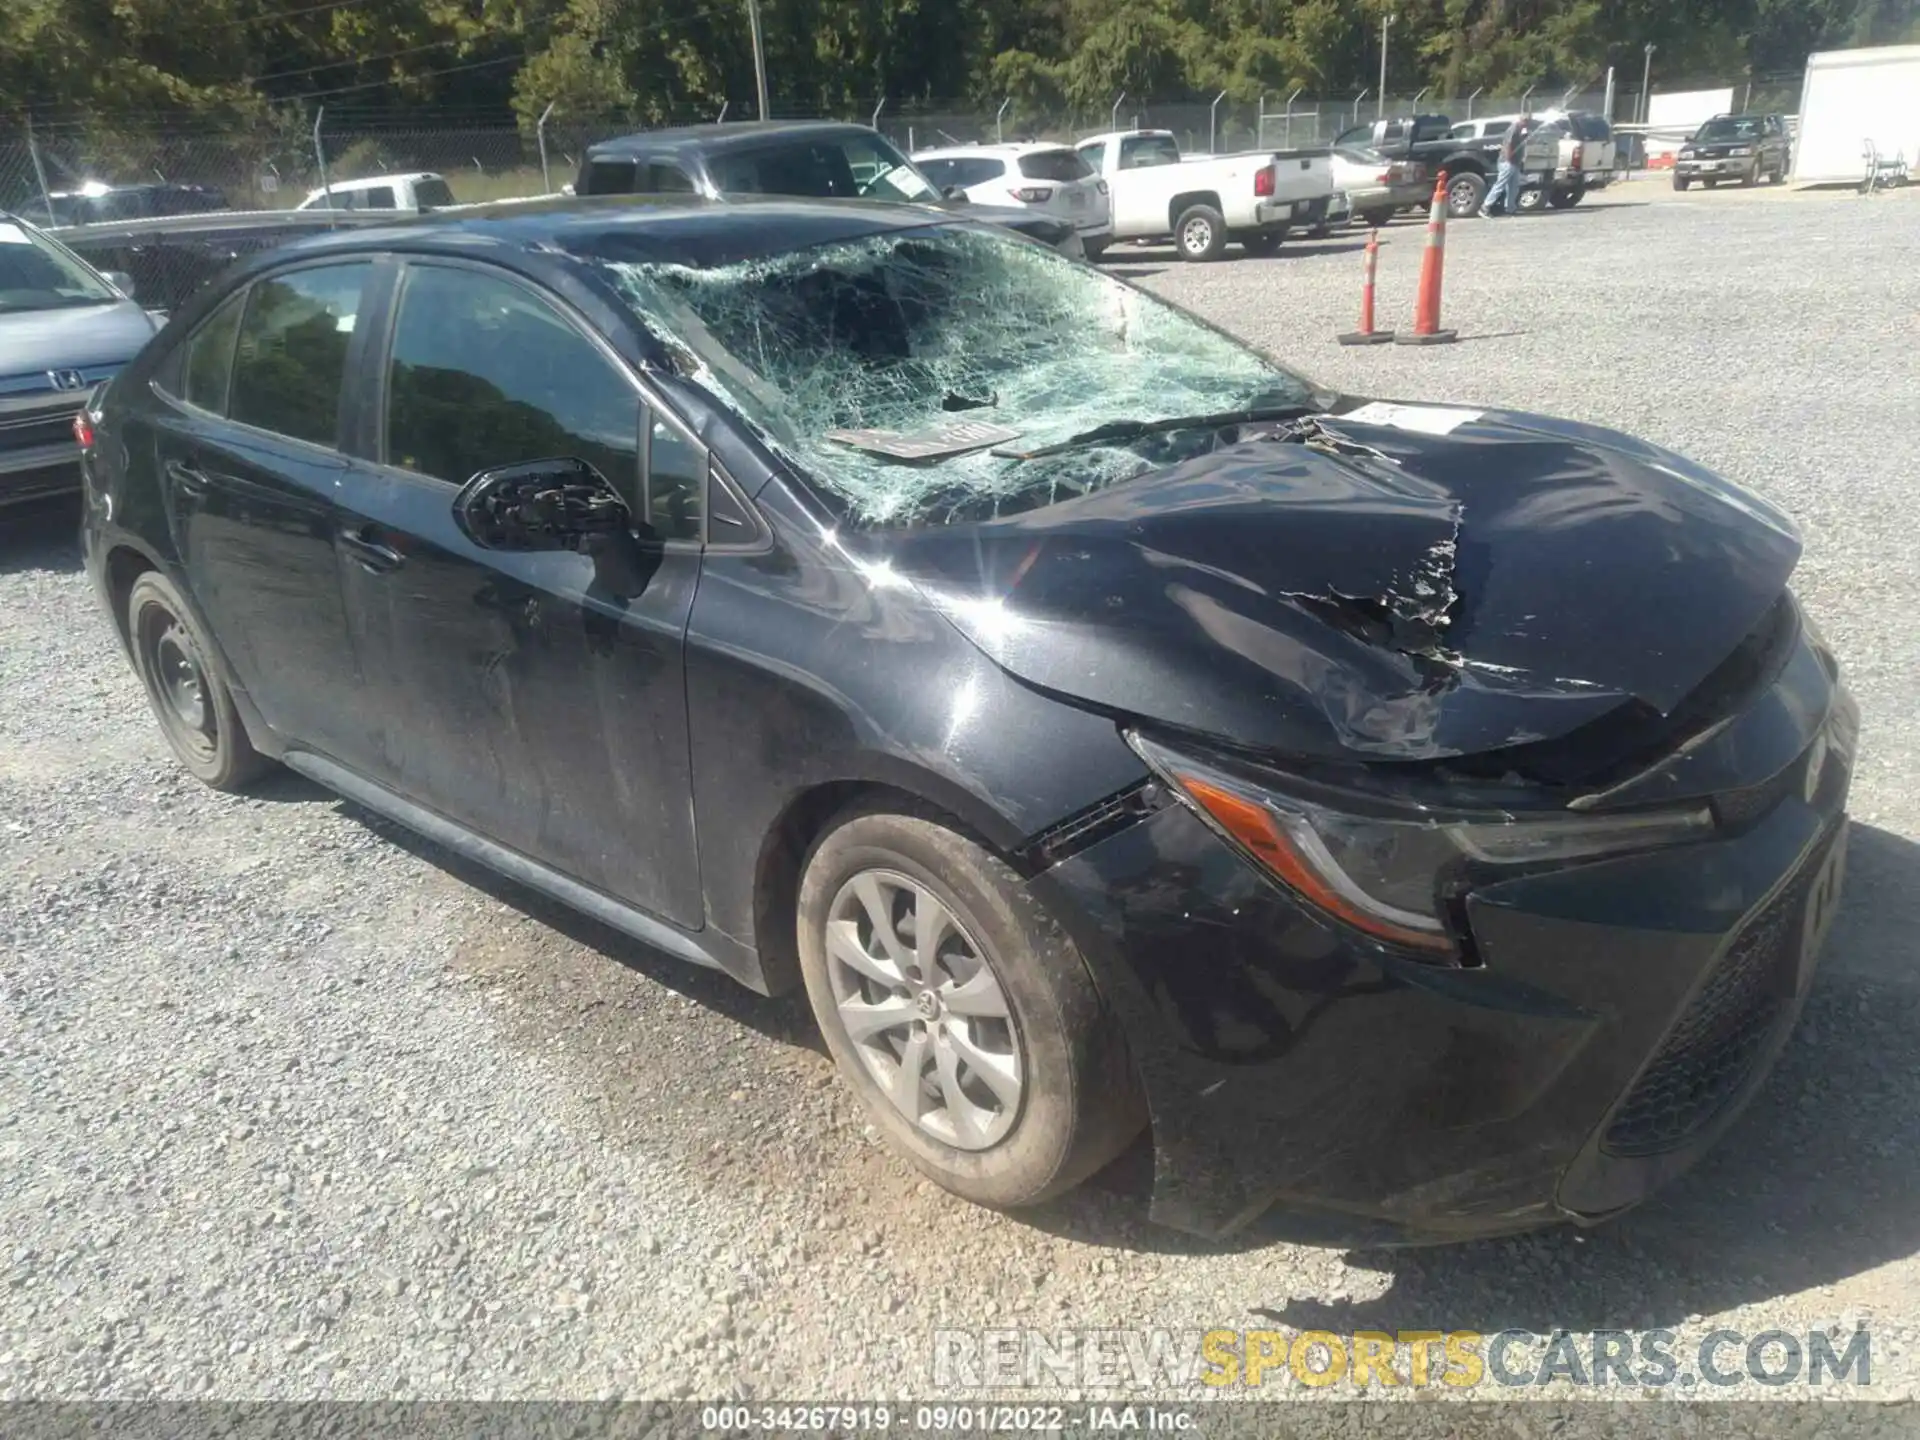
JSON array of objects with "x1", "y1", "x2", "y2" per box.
[{"x1": 1485, "y1": 157, "x2": 1523, "y2": 215}]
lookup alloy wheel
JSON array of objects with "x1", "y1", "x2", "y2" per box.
[
  {"x1": 1180, "y1": 216, "x2": 1213, "y2": 256},
  {"x1": 823, "y1": 869, "x2": 1024, "y2": 1150}
]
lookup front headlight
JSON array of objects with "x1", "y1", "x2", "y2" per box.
[
  {"x1": 1679, "y1": 148, "x2": 1695, "y2": 159},
  {"x1": 1130, "y1": 733, "x2": 1712, "y2": 955},
  {"x1": 1730, "y1": 146, "x2": 1754, "y2": 157}
]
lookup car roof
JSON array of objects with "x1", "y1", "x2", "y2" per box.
[
  {"x1": 585, "y1": 121, "x2": 882, "y2": 161},
  {"x1": 317, "y1": 171, "x2": 443, "y2": 190},
  {"x1": 245, "y1": 194, "x2": 967, "y2": 272},
  {"x1": 914, "y1": 141, "x2": 1077, "y2": 159}
]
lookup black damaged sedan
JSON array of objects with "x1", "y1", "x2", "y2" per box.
[{"x1": 79, "y1": 196, "x2": 1855, "y2": 1241}]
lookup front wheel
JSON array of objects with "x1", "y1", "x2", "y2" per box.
[
  {"x1": 126, "y1": 571, "x2": 272, "y2": 791},
  {"x1": 1174, "y1": 203, "x2": 1227, "y2": 261},
  {"x1": 1081, "y1": 237, "x2": 1108, "y2": 263},
  {"x1": 1673, "y1": 175, "x2": 1691, "y2": 191},
  {"x1": 1516, "y1": 184, "x2": 1546, "y2": 212},
  {"x1": 1445, "y1": 171, "x2": 1487, "y2": 218},
  {"x1": 796, "y1": 806, "x2": 1146, "y2": 1210}
]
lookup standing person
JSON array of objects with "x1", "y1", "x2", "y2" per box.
[{"x1": 1485, "y1": 112, "x2": 1535, "y2": 216}]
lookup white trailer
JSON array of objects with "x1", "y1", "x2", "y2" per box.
[{"x1": 1791, "y1": 43, "x2": 1920, "y2": 185}]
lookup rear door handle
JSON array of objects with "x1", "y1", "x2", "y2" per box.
[
  {"x1": 164, "y1": 459, "x2": 210, "y2": 498},
  {"x1": 339, "y1": 525, "x2": 406, "y2": 574}
]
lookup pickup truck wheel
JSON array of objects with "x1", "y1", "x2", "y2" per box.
[
  {"x1": 1175, "y1": 204, "x2": 1227, "y2": 262},
  {"x1": 1240, "y1": 227, "x2": 1284, "y2": 256},
  {"x1": 1703, "y1": 177, "x2": 1719, "y2": 189},
  {"x1": 1360, "y1": 208, "x2": 1395, "y2": 228},
  {"x1": 1673, "y1": 175, "x2": 1691, "y2": 191},
  {"x1": 1082, "y1": 238, "x2": 1108, "y2": 263},
  {"x1": 1516, "y1": 185, "x2": 1546, "y2": 212},
  {"x1": 1546, "y1": 185, "x2": 1584, "y2": 209},
  {"x1": 1445, "y1": 172, "x2": 1487, "y2": 218}
]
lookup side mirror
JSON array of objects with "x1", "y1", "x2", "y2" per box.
[
  {"x1": 104, "y1": 270, "x2": 136, "y2": 297},
  {"x1": 452, "y1": 458, "x2": 631, "y2": 553}
]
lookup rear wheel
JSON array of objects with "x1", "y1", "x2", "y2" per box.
[
  {"x1": 1241, "y1": 227, "x2": 1284, "y2": 256},
  {"x1": 1360, "y1": 207, "x2": 1395, "y2": 228},
  {"x1": 1547, "y1": 185, "x2": 1584, "y2": 209},
  {"x1": 1445, "y1": 171, "x2": 1487, "y2": 218},
  {"x1": 1673, "y1": 174, "x2": 1691, "y2": 191},
  {"x1": 1516, "y1": 184, "x2": 1546, "y2": 212},
  {"x1": 1174, "y1": 204, "x2": 1227, "y2": 261},
  {"x1": 125, "y1": 571, "x2": 271, "y2": 791},
  {"x1": 796, "y1": 805, "x2": 1146, "y2": 1210}
]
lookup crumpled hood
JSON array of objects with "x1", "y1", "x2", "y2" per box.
[
  {"x1": 875, "y1": 404, "x2": 1802, "y2": 762},
  {"x1": 0, "y1": 300, "x2": 156, "y2": 380}
]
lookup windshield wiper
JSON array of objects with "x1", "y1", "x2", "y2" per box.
[{"x1": 994, "y1": 403, "x2": 1318, "y2": 461}]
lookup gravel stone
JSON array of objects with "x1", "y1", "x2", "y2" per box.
[{"x1": 1, "y1": 179, "x2": 1916, "y2": 1404}]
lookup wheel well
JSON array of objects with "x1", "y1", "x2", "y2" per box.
[
  {"x1": 104, "y1": 546, "x2": 156, "y2": 648},
  {"x1": 1166, "y1": 191, "x2": 1223, "y2": 231},
  {"x1": 751, "y1": 780, "x2": 993, "y2": 996},
  {"x1": 1444, "y1": 156, "x2": 1489, "y2": 179}
]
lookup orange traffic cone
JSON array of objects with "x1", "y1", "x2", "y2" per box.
[
  {"x1": 1396, "y1": 170, "x2": 1458, "y2": 346},
  {"x1": 1338, "y1": 229, "x2": 1394, "y2": 345}
]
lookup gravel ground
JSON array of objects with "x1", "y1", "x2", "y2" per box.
[{"x1": 3, "y1": 178, "x2": 1919, "y2": 1410}]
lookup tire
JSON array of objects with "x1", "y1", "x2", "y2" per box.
[
  {"x1": 796, "y1": 805, "x2": 1146, "y2": 1210},
  {"x1": 1081, "y1": 238, "x2": 1108, "y2": 263},
  {"x1": 1673, "y1": 175, "x2": 1691, "y2": 191},
  {"x1": 1445, "y1": 171, "x2": 1487, "y2": 219},
  {"x1": 1741, "y1": 163, "x2": 1759, "y2": 188},
  {"x1": 1360, "y1": 208, "x2": 1395, "y2": 228},
  {"x1": 1516, "y1": 184, "x2": 1546, "y2": 212},
  {"x1": 125, "y1": 571, "x2": 271, "y2": 791},
  {"x1": 1174, "y1": 203, "x2": 1227, "y2": 262},
  {"x1": 1703, "y1": 177, "x2": 1719, "y2": 189},
  {"x1": 1547, "y1": 185, "x2": 1584, "y2": 209},
  {"x1": 1240, "y1": 227, "x2": 1284, "y2": 256}
]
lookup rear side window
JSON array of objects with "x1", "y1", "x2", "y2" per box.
[
  {"x1": 359, "y1": 186, "x2": 397, "y2": 210},
  {"x1": 1410, "y1": 118, "x2": 1450, "y2": 143},
  {"x1": 384, "y1": 265, "x2": 640, "y2": 495},
  {"x1": 583, "y1": 159, "x2": 638, "y2": 195},
  {"x1": 1571, "y1": 114, "x2": 1612, "y2": 141},
  {"x1": 1017, "y1": 149, "x2": 1092, "y2": 182},
  {"x1": 712, "y1": 143, "x2": 859, "y2": 196},
  {"x1": 414, "y1": 177, "x2": 456, "y2": 207},
  {"x1": 920, "y1": 156, "x2": 1006, "y2": 188},
  {"x1": 229, "y1": 264, "x2": 370, "y2": 447},
  {"x1": 1118, "y1": 134, "x2": 1181, "y2": 169},
  {"x1": 180, "y1": 292, "x2": 246, "y2": 414}
]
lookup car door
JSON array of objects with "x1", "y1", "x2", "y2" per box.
[
  {"x1": 151, "y1": 260, "x2": 382, "y2": 763},
  {"x1": 332, "y1": 257, "x2": 706, "y2": 928}
]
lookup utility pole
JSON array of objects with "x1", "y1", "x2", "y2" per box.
[
  {"x1": 1378, "y1": 12, "x2": 1394, "y2": 120},
  {"x1": 1641, "y1": 43, "x2": 1656, "y2": 125},
  {"x1": 747, "y1": 0, "x2": 771, "y2": 122}
]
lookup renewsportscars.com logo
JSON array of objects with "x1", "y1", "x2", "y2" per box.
[{"x1": 933, "y1": 1327, "x2": 1874, "y2": 1392}]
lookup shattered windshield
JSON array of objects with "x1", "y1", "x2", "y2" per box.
[{"x1": 598, "y1": 224, "x2": 1313, "y2": 527}]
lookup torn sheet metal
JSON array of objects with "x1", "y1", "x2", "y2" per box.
[{"x1": 878, "y1": 408, "x2": 1800, "y2": 762}]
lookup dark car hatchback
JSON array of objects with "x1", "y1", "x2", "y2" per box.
[{"x1": 79, "y1": 197, "x2": 1853, "y2": 1241}]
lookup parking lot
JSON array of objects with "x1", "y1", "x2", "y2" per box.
[{"x1": 3, "y1": 177, "x2": 1919, "y2": 1403}]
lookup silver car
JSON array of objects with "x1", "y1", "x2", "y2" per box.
[{"x1": 1, "y1": 214, "x2": 157, "y2": 509}]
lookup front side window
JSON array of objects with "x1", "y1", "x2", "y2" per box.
[
  {"x1": 384, "y1": 265, "x2": 640, "y2": 495},
  {"x1": 645, "y1": 411, "x2": 704, "y2": 541},
  {"x1": 360, "y1": 186, "x2": 397, "y2": 210},
  {"x1": 180, "y1": 292, "x2": 246, "y2": 414},
  {"x1": 584, "y1": 159, "x2": 638, "y2": 196},
  {"x1": 644, "y1": 164, "x2": 697, "y2": 194},
  {"x1": 711, "y1": 135, "x2": 939, "y2": 203},
  {"x1": 414, "y1": 177, "x2": 456, "y2": 207},
  {"x1": 227, "y1": 263, "x2": 370, "y2": 446},
  {"x1": 600, "y1": 224, "x2": 1311, "y2": 529}
]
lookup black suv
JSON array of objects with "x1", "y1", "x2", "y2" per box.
[
  {"x1": 576, "y1": 121, "x2": 1083, "y2": 257},
  {"x1": 1674, "y1": 115, "x2": 1791, "y2": 189}
]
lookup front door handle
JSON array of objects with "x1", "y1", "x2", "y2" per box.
[
  {"x1": 164, "y1": 458, "x2": 210, "y2": 498},
  {"x1": 339, "y1": 525, "x2": 406, "y2": 574}
]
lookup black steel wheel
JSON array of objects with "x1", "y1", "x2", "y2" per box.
[{"x1": 126, "y1": 571, "x2": 271, "y2": 790}]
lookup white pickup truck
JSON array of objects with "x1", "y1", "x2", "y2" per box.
[{"x1": 1072, "y1": 130, "x2": 1336, "y2": 261}]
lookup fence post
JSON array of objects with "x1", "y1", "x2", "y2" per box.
[
  {"x1": 1604, "y1": 66, "x2": 1616, "y2": 120},
  {"x1": 1111, "y1": 91, "x2": 1126, "y2": 131},
  {"x1": 25, "y1": 112, "x2": 57, "y2": 226},
  {"x1": 1468, "y1": 86, "x2": 1482, "y2": 119},
  {"x1": 717, "y1": 100, "x2": 729, "y2": 123},
  {"x1": 1285, "y1": 87, "x2": 1302, "y2": 148},
  {"x1": 312, "y1": 106, "x2": 334, "y2": 225},
  {"x1": 1353, "y1": 87, "x2": 1368, "y2": 127},
  {"x1": 996, "y1": 96, "x2": 1010, "y2": 144},
  {"x1": 537, "y1": 100, "x2": 556, "y2": 192},
  {"x1": 1209, "y1": 90, "x2": 1226, "y2": 154},
  {"x1": 871, "y1": 97, "x2": 885, "y2": 131}
]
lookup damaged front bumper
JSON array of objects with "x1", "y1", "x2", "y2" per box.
[{"x1": 1027, "y1": 626, "x2": 1856, "y2": 1241}]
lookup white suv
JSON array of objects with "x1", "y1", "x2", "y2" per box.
[{"x1": 912, "y1": 143, "x2": 1113, "y2": 258}]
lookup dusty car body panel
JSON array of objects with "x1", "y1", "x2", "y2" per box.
[{"x1": 79, "y1": 199, "x2": 1853, "y2": 1241}]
